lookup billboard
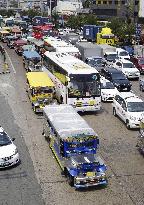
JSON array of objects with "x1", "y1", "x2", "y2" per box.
[{"x1": 139, "y1": 0, "x2": 144, "y2": 18}]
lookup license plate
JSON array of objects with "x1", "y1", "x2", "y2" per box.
[{"x1": 86, "y1": 172, "x2": 95, "y2": 177}]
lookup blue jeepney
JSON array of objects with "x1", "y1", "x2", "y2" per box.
[
  {"x1": 22, "y1": 50, "x2": 42, "y2": 72},
  {"x1": 43, "y1": 105, "x2": 107, "y2": 188}
]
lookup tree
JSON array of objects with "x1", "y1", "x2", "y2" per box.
[
  {"x1": 52, "y1": 12, "x2": 60, "y2": 29},
  {"x1": 108, "y1": 17, "x2": 135, "y2": 45},
  {"x1": 83, "y1": 0, "x2": 91, "y2": 8}
]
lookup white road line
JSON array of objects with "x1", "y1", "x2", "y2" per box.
[{"x1": 5, "y1": 50, "x2": 16, "y2": 74}]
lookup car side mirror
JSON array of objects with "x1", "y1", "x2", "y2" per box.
[{"x1": 12, "y1": 137, "x2": 15, "y2": 141}]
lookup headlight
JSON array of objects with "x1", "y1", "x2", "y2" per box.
[
  {"x1": 130, "y1": 116, "x2": 137, "y2": 121},
  {"x1": 14, "y1": 148, "x2": 18, "y2": 155}
]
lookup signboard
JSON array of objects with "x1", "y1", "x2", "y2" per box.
[{"x1": 139, "y1": 0, "x2": 144, "y2": 18}]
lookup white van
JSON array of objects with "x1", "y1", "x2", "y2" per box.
[{"x1": 116, "y1": 48, "x2": 130, "y2": 60}]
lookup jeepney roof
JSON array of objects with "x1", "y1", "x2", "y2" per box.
[
  {"x1": 34, "y1": 40, "x2": 44, "y2": 47},
  {"x1": 43, "y1": 105, "x2": 97, "y2": 140},
  {"x1": 23, "y1": 51, "x2": 40, "y2": 59},
  {"x1": 22, "y1": 44, "x2": 35, "y2": 51},
  {"x1": 26, "y1": 72, "x2": 54, "y2": 88}
]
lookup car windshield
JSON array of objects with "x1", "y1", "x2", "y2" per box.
[
  {"x1": 139, "y1": 59, "x2": 144, "y2": 64},
  {"x1": 101, "y1": 82, "x2": 115, "y2": 89},
  {"x1": 112, "y1": 73, "x2": 126, "y2": 80},
  {"x1": 107, "y1": 54, "x2": 118, "y2": 60},
  {"x1": 127, "y1": 102, "x2": 144, "y2": 112},
  {"x1": 0, "y1": 131, "x2": 11, "y2": 146},
  {"x1": 123, "y1": 63, "x2": 134, "y2": 68},
  {"x1": 119, "y1": 51, "x2": 129, "y2": 56},
  {"x1": 68, "y1": 74, "x2": 101, "y2": 98}
]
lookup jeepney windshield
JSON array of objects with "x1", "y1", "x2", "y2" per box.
[
  {"x1": 68, "y1": 73, "x2": 101, "y2": 98},
  {"x1": 33, "y1": 87, "x2": 53, "y2": 94},
  {"x1": 64, "y1": 138, "x2": 98, "y2": 156}
]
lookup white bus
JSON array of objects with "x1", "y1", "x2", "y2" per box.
[
  {"x1": 43, "y1": 37, "x2": 81, "y2": 58},
  {"x1": 42, "y1": 52, "x2": 101, "y2": 112}
]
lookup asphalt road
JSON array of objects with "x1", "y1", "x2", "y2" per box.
[{"x1": 0, "y1": 43, "x2": 144, "y2": 205}]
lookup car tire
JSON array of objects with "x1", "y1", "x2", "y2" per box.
[
  {"x1": 126, "y1": 120, "x2": 130, "y2": 129},
  {"x1": 113, "y1": 108, "x2": 117, "y2": 116}
]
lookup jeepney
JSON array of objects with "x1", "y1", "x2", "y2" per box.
[
  {"x1": 14, "y1": 39, "x2": 27, "y2": 55},
  {"x1": 43, "y1": 104, "x2": 107, "y2": 188},
  {"x1": 6, "y1": 35, "x2": 20, "y2": 48},
  {"x1": 22, "y1": 44, "x2": 35, "y2": 52},
  {"x1": 26, "y1": 72, "x2": 55, "y2": 113},
  {"x1": 0, "y1": 30, "x2": 10, "y2": 42},
  {"x1": 23, "y1": 51, "x2": 41, "y2": 72},
  {"x1": 11, "y1": 28, "x2": 22, "y2": 37},
  {"x1": 33, "y1": 39, "x2": 44, "y2": 55},
  {"x1": 137, "y1": 118, "x2": 144, "y2": 155}
]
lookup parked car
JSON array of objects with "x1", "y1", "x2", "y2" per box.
[
  {"x1": 139, "y1": 77, "x2": 144, "y2": 91},
  {"x1": 0, "y1": 126, "x2": 20, "y2": 168},
  {"x1": 100, "y1": 77, "x2": 118, "y2": 102},
  {"x1": 112, "y1": 92, "x2": 144, "y2": 129},
  {"x1": 6, "y1": 35, "x2": 20, "y2": 48},
  {"x1": 130, "y1": 56, "x2": 144, "y2": 74},
  {"x1": 100, "y1": 67, "x2": 132, "y2": 91},
  {"x1": 114, "y1": 59, "x2": 140, "y2": 80}
]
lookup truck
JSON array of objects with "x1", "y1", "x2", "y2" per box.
[
  {"x1": 83, "y1": 25, "x2": 102, "y2": 42},
  {"x1": 42, "y1": 104, "x2": 107, "y2": 188},
  {"x1": 76, "y1": 41, "x2": 117, "y2": 63},
  {"x1": 75, "y1": 41, "x2": 103, "y2": 61},
  {"x1": 83, "y1": 25, "x2": 116, "y2": 45}
]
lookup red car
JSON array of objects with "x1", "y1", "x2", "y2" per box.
[{"x1": 130, "y1": 56, "x2": 144, "y2": 74}]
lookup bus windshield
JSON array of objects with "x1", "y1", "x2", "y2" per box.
[{"x1": 68, "y1": 74, "x2": 101, "y2": 98}]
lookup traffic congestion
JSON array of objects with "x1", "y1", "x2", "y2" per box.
[{"x1": 0, "y1": 14, "x2": 144, "y2": 205}]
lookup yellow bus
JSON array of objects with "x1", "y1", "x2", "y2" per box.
[{"x1": 26, "y1": 72, "x2": 55, "y2": 113}]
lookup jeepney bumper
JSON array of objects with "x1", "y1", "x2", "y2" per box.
[{"x1": 74, "y1": 175, "x2": 107, "y2": 188}]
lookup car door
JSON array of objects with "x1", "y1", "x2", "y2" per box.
[
  {"x1": 120, "y1": 100, "x2": 127, "y2": 122},
  {"x1": 114, "y1": 95, "x2": 123, "y2": 118}
]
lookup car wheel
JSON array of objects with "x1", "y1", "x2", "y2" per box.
[
  {"x1": 126, "y1": 120, "x2": 130, "y2": 129},
  {"x1": 113, "y1": 108, "x2": 117, "y2": 116}
]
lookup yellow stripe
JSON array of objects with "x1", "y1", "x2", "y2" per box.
[{"x1": 50, "y1": 139, "x2": 64, "y2": 171}]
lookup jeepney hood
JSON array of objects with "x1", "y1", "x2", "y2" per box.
[{"x1": 67, "y1": 154, "x2": 107, "y2": 176}]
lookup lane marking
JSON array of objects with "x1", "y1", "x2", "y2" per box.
[{"x1": 5, "y1": 49, "x2": 16, "y2": 74}]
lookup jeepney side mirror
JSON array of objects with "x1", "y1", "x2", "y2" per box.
[{"x1": 97, "y1": 138, "x2": 99, "y2": 145}]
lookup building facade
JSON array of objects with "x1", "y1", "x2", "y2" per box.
[
  {"x1": 54, "y1": 0, "x2": 83, "y2": 15},
  {"x1": 90, "y1": 0, "x2": 139, "y2": 20}
]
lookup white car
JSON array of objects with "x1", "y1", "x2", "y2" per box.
[
  {"x1": 0, "y1": 127, "x2": 20, "y2": 168},
  {"x1": 112, "y1": 92, "x2": 144, "y2": 129},
  {"x1": 101, "y1": 77, "x2": 118, "y2": 102},
  {"x1": 114, "y1": 59, "x2": 140, "y2": 80},
  {"x1": 116, "y1": 48, "x2": 130, "y2": 60}
]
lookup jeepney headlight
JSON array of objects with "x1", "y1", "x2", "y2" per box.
[{"x1": 130, "y1": 116, "x2": 137, "y2": 121}]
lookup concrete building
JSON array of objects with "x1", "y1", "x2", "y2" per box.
[
  {"x1": 19, "y1": 0, "x2": 47, "y2": 10},
  {"x1": 90, "y1": 0, "x2": 139, "y2": 20},
  {"x1": 54, "y1": 0, "x2": 83, "y2": 15}
]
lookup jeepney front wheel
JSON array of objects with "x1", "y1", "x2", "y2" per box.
[{"x1": 68, "y1": 174, "x2": 74, "y2": 187}]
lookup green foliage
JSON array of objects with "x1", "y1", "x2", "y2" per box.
[
  {"x1": 83, "y1": 0, "x2": 91, "y2": 8},
  {"x1": 108, "y1": 17, "x2": 135, "y2": 44},
  {"x1": 0, "y1": 9, "x2": 15, "y2": 17},
  {"x1": 66, "y1": 14, "x2": 98, "y2": 29}
]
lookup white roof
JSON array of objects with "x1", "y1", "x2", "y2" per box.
[
  {"x1": 44, "y1": 52, "x2": 99, "y2": 75},
  {"x1": 44, "y1": 37, "x2": 79, "y2": 53},
  {"x1": 43, "y1": 105, "x2": 97, "y2": 139},
  {"x1": 118, "y1": 92, "x2": 143, "y2": 103}
]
